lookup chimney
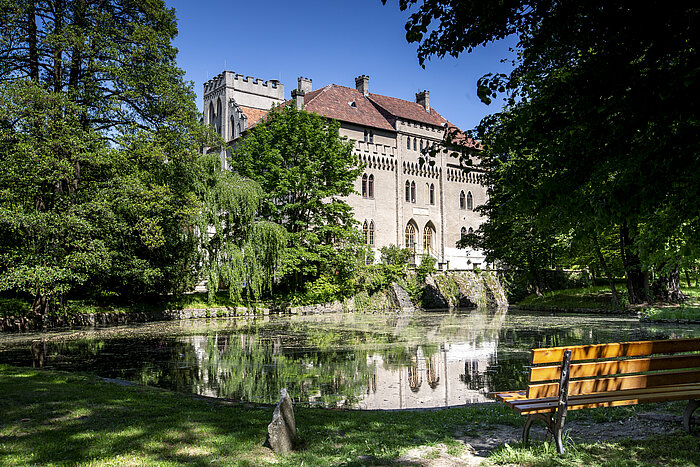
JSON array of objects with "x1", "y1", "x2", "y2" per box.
[
  {"x1": 298, "y1": 77, "x2": 312, "y2": 93},
  {"x1": 291, "y1": 88, "x2": 305, "y2": 110},
  {"x1": 416, "y1": 90, "x2": 430, "y2": 111},
  {"x1": 355, "y1": 75, "x2": 369, "y2": 96}
]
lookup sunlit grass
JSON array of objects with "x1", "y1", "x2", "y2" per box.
[
  {"x1": 1, "y1": 364, "x2": 698, "y2": 466},
  {"x1": 641, "y1": 286, "x2": 700, "y2": 322},
  {"x1": 518, "y1": 285, "x2": 627, "y2": 311}
]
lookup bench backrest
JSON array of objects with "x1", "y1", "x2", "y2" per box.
[{"x1": 526, "y1": 338, "x2": 700, "y2": 399}]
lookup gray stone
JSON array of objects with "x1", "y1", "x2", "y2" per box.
[{"x1": 266, "y1": 388, "x2": 296, "y2": 453}]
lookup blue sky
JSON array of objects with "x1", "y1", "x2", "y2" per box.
[{"x1": 167, "y1": 0, "x2": 515, "y2": 131}]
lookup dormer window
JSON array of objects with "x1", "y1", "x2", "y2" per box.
[{"x1": 349, "y1": 100, "x2": 357, "y2": 108}]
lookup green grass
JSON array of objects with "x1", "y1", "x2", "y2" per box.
[
  {"x1": 1, "y1": 365, "x2": 698, "y2": 466},
  {"x1": 641, "y1": 286, "x2": 700, "y2": 322},
  {"x1": 486, "y1": 435, "x2": 700, "y2": 466},
  {"x1": 518, "y1": 286, "x2": 628, "y2": 312}
]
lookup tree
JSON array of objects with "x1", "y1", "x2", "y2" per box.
[
  {"x1": 196, "y1": 153, "x2": 286, "y2": 303},
  {"x1": 229, "y1": 105, "x2": 364, "y2": 292},
  {"x1": 389, "y1": 0, "x2": 700, "y2": 302},
  {"x1": 0, "y1": 0, "x2": 205, "y2": 314}
]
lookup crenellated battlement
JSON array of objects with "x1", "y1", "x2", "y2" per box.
[{"x1": 204, "y1": 71, "x2": 283, "y2": 100}]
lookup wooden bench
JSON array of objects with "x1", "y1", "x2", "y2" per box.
[{"x1": 492, "y1": 337, "x2": 700, "y2": 454}]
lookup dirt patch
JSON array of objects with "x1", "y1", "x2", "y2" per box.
[{"x1": 392, "y1": 410, "x2": 692, "y2": 466}]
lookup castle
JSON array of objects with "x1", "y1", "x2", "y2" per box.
[{"x1": 203, "y1": 71, "x2": 487, "y2": 269}]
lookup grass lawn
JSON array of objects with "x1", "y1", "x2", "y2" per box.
[
  {"x1": 641, "y1": 286, "x2": 700, "y2": 321},
  {"x1": 1, "y1": 364, "x2": 699, "y2": 466},
  {"x1": 518, "y1": 285, "x2": 628, "y2": 312}
]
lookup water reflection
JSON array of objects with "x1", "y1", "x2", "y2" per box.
[{"x1": 1, "y1": 308, "x2": 698, "y2": 409}]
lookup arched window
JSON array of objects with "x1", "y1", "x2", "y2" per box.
[
  {"x1": 406, "y1": 137, "x2": 411, "y2": 149},
  {"x1": 429, "y1": 183, "x2": 435, "y2": 205},
  {"x1": 364, "y1": 129, "x2": 368, "y2": 142},
  {"x1": 368, "y1": 174, "x2": 374, "y2": 198},
  {"x1": 362, "y1": 174, "x2": 368, "y2": 198},
  {"x1": 216, "y1": 98, "x2": 222, "y2": 135},
  {"x1": 369, "y1": 221, "x2": 375, "y2": 246},
  {"x1": 467, "y1": 191, "x2": 473, "y2": 210},
  {"x1": 405, "y1": 223, "x2": 416, "y2": 252},
  {"x1": 423, "y1": 224, "x2": 434, "y2": 253},
  {"x1": 459, "y1": 190, "x2": 466, "y2": 210},
  {"x1": 468, "y1": 227, "x2": 474, "y2": 234},
  {"x1": 363, "y1": 221, "x2": 369, "y2": 244},
  {"x1": 208, "y1": 102, "x2": 215, "y2": 126},
  {"x1": 369, "y1": 130, "x2": 374, "y2": 143},
  {"x1": 410, "y1": 181, "x2": 416, "y2": 203},
  {"x1": 413, "y1": 138, "x2": 417, "y2": 151},
  {"x1": 405, "y1": 180, "x2": 410, "y2": 202},
  {"x1": 419, "y1": 140, "x2": 423, "y2": 151},
  {"x1": 461, "y1": 227, "x2": 467, "y2": 240}
]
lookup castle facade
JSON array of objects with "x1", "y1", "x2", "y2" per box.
[{"x1": 203, "y1": 71, "x2": 487, "y2": 269}]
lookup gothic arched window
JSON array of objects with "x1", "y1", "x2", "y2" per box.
[
  {"x1": 363, "y1": 221, "x2": 369, "y2": 244},
  {"x1": 423, "y1": 224, "x2": 434, "y2": 253},
  {"x1": 406, "y1": 137, "x2": 411, "y2": 149},
  {"x1": 467, "y1": 191, "x2": 473, "y2": 210},
  {"x1": 410, "y1": 181, "x2": 416, "y2": 203},
  {"x1": 459, "y1": 191, "x2": 466, "y2": 210},
  {"x1": 405, "y1": 223, "x2": 416, "y2": 252},
  {"x1": 468, "y1": 227, "x2": 474, "y2": 234},
  {"x1": 362, "y1": 174, "x2": 368, "y2": 198},
  {"x1": 368, "y1": 174, "x2": 374, "y2": 198},
  {"x1": 461, "y1": 227, "x2": 467, "y2": 240},
  {"x1": 429, "y1": 183, "x2": 435, "y2": 205},
  {"x1": 413, "y1": 138, "x2": 417, "y2": 151},
  {"x1": 369, "y1": 130, "x2": 374, "y2": 143},
  {"x1": 369, "y1": 221, "x2": 375, "y2": 246},
  {"x1": 405, "y1": 180, "x2": 410, "y2": 202}
]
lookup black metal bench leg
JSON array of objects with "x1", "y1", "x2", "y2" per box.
[
  {"x1": 683, "y1": 399, "x2": 699, "y2": 432},
  {"x1": 523, "y1": 413, "x2": 553, "y2": 445}
]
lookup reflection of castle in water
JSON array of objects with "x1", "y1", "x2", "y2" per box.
[
  {"x1": 358, "y1": 338, "x2": 499, "y2": 409},
  {"x1": 183, "y1": 308, "x2": 507, "y2": 408}
]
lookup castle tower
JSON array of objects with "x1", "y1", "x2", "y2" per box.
[{"x1": 203, "y1": 71, "x2": 285, "y2": 142}]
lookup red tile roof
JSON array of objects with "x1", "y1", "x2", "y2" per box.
[
  {"x1": 303, "y1": 85, "x2": 396, "y2": 131},
  {"x1": 367, "y1": 93, "x2": 447, "y2": 127},
  {"x1": 238, "y1": 106, "x2": 270, "y2": 129}
]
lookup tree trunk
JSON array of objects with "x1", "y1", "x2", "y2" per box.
[
  {"x1": 28, "y1": 0, "x2": 39, "y2": 80},
  {"x1": 53, "y1": 0, "x2": 64, "y2": 92},
  {"x1": 619, "y1": 223, "x2": 648, "y2": 304},
  {"x1": 685, "y1": 269, "x2": 692, "y2": 288},
  {"x1": 592, "y1": 234, "x2": 619, "y2": 304},
  {"x1": 654, "y1": 265, "x2": 686, "y2": 303}
]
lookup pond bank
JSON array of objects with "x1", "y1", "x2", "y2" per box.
[
  {"x1": 0, "y1": 300, "x2": 356, "y2": 333},
  {"x1": 0, "y1": 364, "x2": 697, "y2": 466}
]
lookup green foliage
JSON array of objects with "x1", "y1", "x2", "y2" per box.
[
  {"x1": 196, "y1": 154, "x2": 286, "y2": 303},
  {"x1": 0, "y1": 1, "x2": 207, "y2": 314},
  {"x1": 380, "y1": 244, "x2": 413, "y2": 266},
  {"x1": 415, "y1": 255, "x2": 437, "y2": 283},
  {"x1": 392, "y1": 0, "x2": 700, "y2": 304},
  {"x1": 230, "y1": 105, "x2": 364, "y2": 293}
]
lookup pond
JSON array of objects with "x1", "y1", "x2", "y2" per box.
[{"x1": 1, "y1": 308, "x2": 698, "y2": 409}]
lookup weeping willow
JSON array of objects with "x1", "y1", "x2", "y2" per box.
[{"x1": 197, "y1": 154, "x2": 287, "y2": 303}]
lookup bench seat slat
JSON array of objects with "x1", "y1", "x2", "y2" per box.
[
  {"x1": 514, "y1": 389, "x2": 700, "y2": 414},
  {"x1": 529, "y1": 354, "x2": 700, "y2": 383},
  {"x1": 530, "y1": 338, "x2": 700, "y2": 365},
  {"x1": 510, "y1": 383, "x2": 700, "y2": 413},
  {"x1": 527, "y1": 369, "x2": 700, "y2": 399}
]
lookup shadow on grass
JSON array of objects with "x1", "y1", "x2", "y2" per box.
[{"x1": 0, "y1": 365, "x2": 519, "y2": 466}]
